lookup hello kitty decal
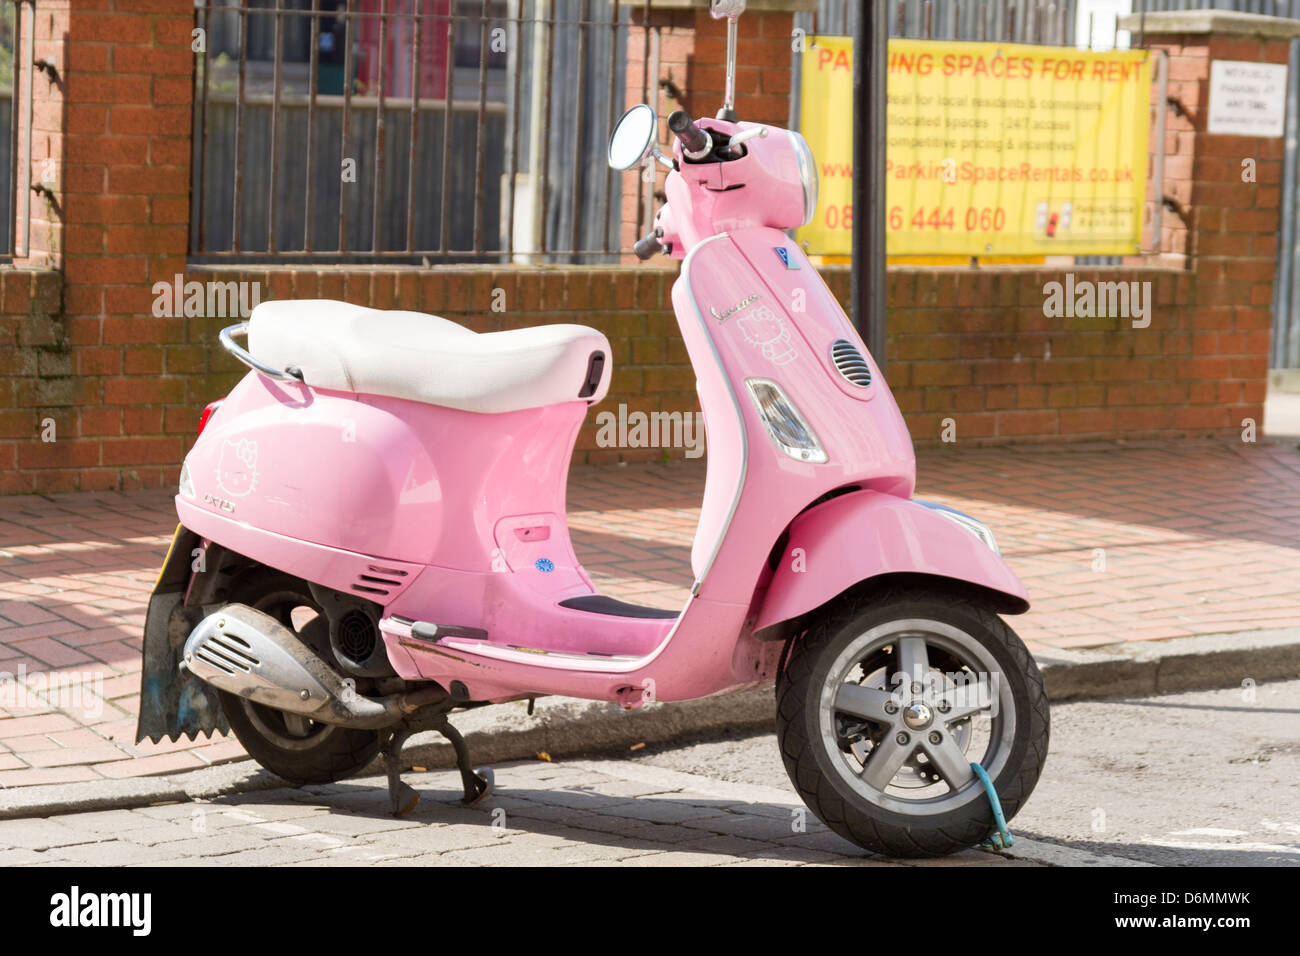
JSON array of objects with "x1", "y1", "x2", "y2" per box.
[
  {"x1": 737, "y1": 304, "x2": 797, "y2": 365},
  {"x1": 215, "y1": 438, "x2": 260, "y2": 499}
]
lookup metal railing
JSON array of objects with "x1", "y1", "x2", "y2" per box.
[
  {"x1": 0, "y1": 0, "x2": 33, "y2": 259},
  {"x1": 190, "y1": 0, "x2": 647, "y2": 264}
]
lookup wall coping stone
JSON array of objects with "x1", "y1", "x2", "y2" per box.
[{"x1": 1118, "y1": 10, "x2": 1300, "y2": 39}]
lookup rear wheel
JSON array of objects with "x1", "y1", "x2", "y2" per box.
[
  {"x1": 217, "y1": 573, "x2": 381, "y2": 785},
  {"x1": 775, "y1": 588, "x2": 1049, "y2": 857}
]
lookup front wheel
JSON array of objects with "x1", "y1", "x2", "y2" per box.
[{"x1": 775, "y1": 588, "x2": 1049, "y2": 857}]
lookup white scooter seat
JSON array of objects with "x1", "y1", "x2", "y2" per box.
[{"x1": 247, "y1": 299, "x2": 611, "y2": 414}]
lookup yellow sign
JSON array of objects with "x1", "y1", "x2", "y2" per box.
[{"x1": 797, "y1": 38, "x2": 1151, "y2": 256}]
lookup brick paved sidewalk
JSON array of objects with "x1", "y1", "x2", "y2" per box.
[
  {"x1": 1, "y1": 439, "x2": 1298, "y2": 787},
  {"x1": 0, "y1": 757, "x2": 1043, "y2": 867}
]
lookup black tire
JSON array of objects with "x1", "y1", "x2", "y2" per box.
[
  {"x1": 216, "y1": 572, "x2": 381, "y2": 785},
  {"x1": 775, "y1": 587, "x2": 1049, "y2": 857}
]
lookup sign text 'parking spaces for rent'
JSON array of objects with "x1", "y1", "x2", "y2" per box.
[{"x1": 798, "y1": 38, "x2": 1151, "y2": 257}]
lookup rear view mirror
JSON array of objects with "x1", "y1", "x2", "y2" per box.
[{"x1": 608, "y1": 104, "x2": 658, "y2": 171}]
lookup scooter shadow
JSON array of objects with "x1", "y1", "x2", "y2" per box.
[{"x1": 224, "y1": 769, "x2": 985, "y2": 866}]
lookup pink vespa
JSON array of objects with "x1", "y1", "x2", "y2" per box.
[{"x1": 139, "y1": 0, "x2": 1047, "y2": 856}]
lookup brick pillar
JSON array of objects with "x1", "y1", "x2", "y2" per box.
[
  {"x1": 1122, "y1": 9, "x2": 1300, "y2": 433},
  {"x1": 15, "y1": 0, "x2": 197, "y2": 491},
  {"x1": 621, "y1": 0, "x2": 808, "y2": 257}
]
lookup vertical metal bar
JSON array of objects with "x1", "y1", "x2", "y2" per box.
[
  {"x1": 340, "y1": 0, "x2": 354, "y2": 252},
  {"x1": 527, "y1": 0, "x2": 548, "y2": 255},
  {"x1": 1007, "y1": 3, "x2": 1016, "y2": 42},
  {"x1": 636, "y1": 0, "x2": 650, "y2": 239},
  {"x1": 195, "y1": 2, "x2": 211, "y2": 253},
  {"x1": 305, "y1": 0, "x2": 320, "y2": 251},
  {"x1": 1149, "y1": 49, "x2": 1167, "y2": 253},
  {"x1": 372, "y1": 0, "x2": 388, "y2": 252},
  {"x1": 232, "y1": 0, "x2": 248, "y2": 254},
  {"x1": 639, "y1": 20, "x2": 657, "y2": 241},
  {"x1": 1277, "y1": 31, "x2": 1300, "y2": 368},
  {"x1": 474, "y1": 0, "x2": 490, "y2": 253},
  {"x1": 568, "y1": 0, "x2": 589, "y2": 258},
  {"x1": 853, "y1": 0, "x2": 888, "y2": 370},
  {"x1": 506, "y1": 0, "x2": 523, "y2": 257},
  {"x1": 924, "y1": 0, "x2": 932, "y2": 39},
  {"x1": 1087, "y1": 11, "x2": 1094, "y2": 50},
  {"x1": 601, "y1": 0, "x2": 620, "y2": 254},
  {"x1": 406, "y1": 0, "x2": 421, "y2": 252},
  {"x1": 640, "y1": 0, "x2": 650, "y2": 100},
  {"x1": 8, "y1": 0, "x2": 20, "y2": 255},
  {"x1": 895, "y1": 0, "x2": 905, "y2": 38},
  {"x1": 538, "y1": 6, "x2": 553, "y2": 254},
  {"x1": 268, "y1": 0, "x2": 284, "y2": 253},
  {"x1": 19, "y1": 0, "x2": 29, "y2": 257},
  {"x1": 439, "y1": 4, "x2": 457, "y2": 253}
]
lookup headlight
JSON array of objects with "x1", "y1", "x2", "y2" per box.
[
  {"x1": 746, "y1": 378, "x2": 827, "y2": 463},
  {"x1": 178, "y1": 460, "x2": 195, "y2": 498},
  {"x1": 917, "y1": 500, "x2": 1001, "y2": 555},
  {"x1": 787, "y1": 130, "x2": 818, "y2": 227}
]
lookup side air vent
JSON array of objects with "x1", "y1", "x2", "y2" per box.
[
  {"x1": 350, "y1": 565, "x2": 408, "y2": 597},
  {"x1": 830, "y1": 339, "x2": 872, "y2": 388}
]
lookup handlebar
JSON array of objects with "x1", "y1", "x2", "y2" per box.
[
  {"x1": 668, "y1": 110, "x2": 711, "y2": 158},
  {"x1": 633, "y1": 230, "x2": 663, "y2": 260}
]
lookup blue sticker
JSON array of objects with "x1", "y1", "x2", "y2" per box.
[
  {"x1": 774, "y1": 247, "x2": 798, "y2": 269},
  {"x1": 534, "y1": 558, "x2": 555, "y2": 573}
]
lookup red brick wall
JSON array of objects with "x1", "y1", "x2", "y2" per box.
[
  {"x1": 0, "y1": 271, "x2": 67, "y2": 493},
  {"x1": 167, "y1": 262, "x2": 1266, "y2": 461},
  {"x1": 1147, "y1": 31, "x2": 1291, "y2": 265},
  {"x1": 0, "y1": 255, "x2": 1270, "y2": 493},
  {"x1": 0, "y1": 5, "x2": 1279, "y2": 493},
  {"x1": 622, "y1": 7, "x2": 793, "y2": 253},
  {"x1": 3, "y1": 0, "x2": 197, "y2": 493}
]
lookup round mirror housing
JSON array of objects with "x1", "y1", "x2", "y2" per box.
[
  {"x1": 608, "y1": 104, "x2": 658, "y2": 171},
  {"x1": 710, "y1": 0, "x2": 746, "y2": 19}
]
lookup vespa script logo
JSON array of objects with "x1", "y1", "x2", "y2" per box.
[{"x1": 710, "y1": 293, "x2": 760, "y2": 323}]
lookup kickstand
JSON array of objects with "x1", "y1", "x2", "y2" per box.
[
  {"x1": 379, "y1": 713, "x2": 494, "y2": 817},
  {"x1": 433, "y1": 715, "x2": 494, "y2": 807},
  {"x1": 380, "y1": 726, "x2": 420, "y2": 817}
]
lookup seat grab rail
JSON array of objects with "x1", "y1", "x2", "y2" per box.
[{"x1": 219, "y1": 322, "x2": 304, "y2": 383}]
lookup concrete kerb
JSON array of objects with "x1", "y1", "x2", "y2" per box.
[{"x1": 2, "y1": 627, "x2": 1297, "y2": 821}]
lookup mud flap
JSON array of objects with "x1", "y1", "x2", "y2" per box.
[{"x1": 135, "y1": 525, "x2": 230, "y2": 744}]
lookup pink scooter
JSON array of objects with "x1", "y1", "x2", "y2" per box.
[{"x1": 139, "y1": 0, "x2": 1047, "y2": 857}]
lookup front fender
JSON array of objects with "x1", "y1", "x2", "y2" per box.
[{"x1": 754, "y1": 490, "x2": 1029, "y2": 633}]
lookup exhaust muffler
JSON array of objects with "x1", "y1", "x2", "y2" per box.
[{"x1": 181, "y1": 603, "x2": 444, "y2": 729}]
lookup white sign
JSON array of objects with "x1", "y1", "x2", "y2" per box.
[{"x1": 1207, "y1": 60, "x2": 1288, "y2": 137}]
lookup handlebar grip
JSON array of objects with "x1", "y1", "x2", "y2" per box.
[
  {"x1": 633, "y1": 231, "x2": 662, "y2": 260},
  {"x1": 668, "y1": 110, "x2": 710, "y2": 156}
]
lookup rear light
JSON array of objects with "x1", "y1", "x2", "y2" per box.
[{"x1": 197, "y1": 400, "x2": 223, "y2": 436}]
